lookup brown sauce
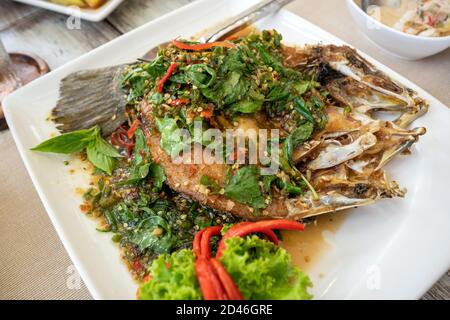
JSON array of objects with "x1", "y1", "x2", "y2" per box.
[{"x1": 280, "y1": 211, "x2": 349, "y2": 272}]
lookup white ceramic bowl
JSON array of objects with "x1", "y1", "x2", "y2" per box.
[{"x1": 346, "y1": 0, "x2": 450, "y2": 60}]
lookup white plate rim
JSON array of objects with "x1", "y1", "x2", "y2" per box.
[{"x1": 4, "y1": 0, "x2": 450, "y2": 300}]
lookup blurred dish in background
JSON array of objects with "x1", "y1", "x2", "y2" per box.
[
  {"x1": 48, "y1": 0, "x2": 106, "y2": 9},
  {"x1": 13, "y1": 0, "x2": 124, "y2": 22},
  {"x1": 0, "y1": 51, "x2": 49, "y2": 131},
  {"x1": 366, "y1": 0, "x2": 450, "y2": 37},
  {"x1": 348, "y1": 0, "x2": 450, "y2": 60}
]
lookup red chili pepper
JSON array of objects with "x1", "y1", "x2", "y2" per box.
[
  {"x1": 195, "y1": 258, "x2": 217, "y2": 300},
  {"x1": 132, "y1": 260, "x2": 142, "y2": 272},
  {"x1": 225, "y1": 34, "x2": 240, "y2": 41},
  {"x1": 193, "y1": 229, "x2": 204, "y2": 257},
  {"x1": 170, "y1": 98, "x2": 190, "y2": 106},
  {"x1": 206, "y1": 260, "x2": 228, "y2": 300},
  {"x1": 193, "y1": 226, "x2": 237, "y2": 300},
  {"x1": 210, "y1": 258, "x2": 243, "y2": 300},
  {"x1": 112, "y1": 128, "x2": 131, "y2": 146},
  {"x1": 200, "y1": 108, "x2": 213, "y2": 119},
  {"x1": 143, "y1": 274, "x2": 153, "y2": 283},
  {"x1": 172, "y1": 39, "x2": 235, "y2": 51},
  {"x1": 112, "y1": 131, "x2": 134, "y2": 155},
  {"x1": 111, "y1": 126, "x2": 135, "y2": 155},
  {"x1": 233, "y1": 222, "x2": 279, "y2": 245},
  {"x1": 195, "y1": 257, "x2": 228, "y2": 300},
  {"x1": 427, "y1": 14, "x2": 437, "y2": 27},
  {"x1": 216, "y1": 219, "x2": 304, "y2": 258},
  {"x1": 157, "y1": 62, "x2": 177, "y2": 93},
  {"x1": 127, "y1": 119, "x2": 141, "y2": 139},
  {"x1": 200, "y1": 226, "x2": 222, "y2": 259}
]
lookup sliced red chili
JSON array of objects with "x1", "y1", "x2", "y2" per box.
[
  {"x1": 127, "y1": 119, "x2": 141, "y2": 139},
  {"x1": 157, "y1": 62, "x2": 177, "y2": 93},
  {"x1": 195, "y1": 258, "x2": 217, "y2": 300},
  {"x1": 112, "y1": 131, "x2": 134, "y2": 155},
  {"x1": 216, "y1": 219, "x2": 305, "y2": 258},
  {"x1": 210, "y1": 258, "x2": 243, "y2": 300},
  {"x1": 233, "y1": 221, "x2": 279, "y2": 245},
  {"x1": 172, "y1": 39, "x2": 235, "y2": 51},
  {"x1": 143, "y1": 274, "x2": 153, "y2": 283},
  {"x1": 224, "y1": 34, "x2": 240, "y2": 41},
  {"x1": 132, "y1": 260, "x2": 142, "y2": 272},
  {"x1": 206, "y1": 260, "x2": 228, "y2": 300},
  {"x1": 200, "y1": 108, "x2": 213, "y2": 119},
  {"x1": 200, "y1": 226, "x2": 222, "y2": 259},
  {"x1": 195, "y1": 257, "x2": 228, "y2": 300},
  {"x1": 193, "y1": 229, "x2": 204, "y2": 258},
  {"x1": 427, "y1": 15, "x2": 437, "y2": 27},
  {"x1": 111, "y1": 125, "x2": 136, "y2": 156},
  {"x1": 170, "y1": 98, "x2": 190, "y2": 106}
]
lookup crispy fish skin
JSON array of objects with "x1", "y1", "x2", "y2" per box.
[{"x1": 143, "y1": 122, "x2": 292, "y2": 221}]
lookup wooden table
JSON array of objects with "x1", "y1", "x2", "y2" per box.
[{"x1": 0, "y1": 0, "x2": 448, "y2": 300}]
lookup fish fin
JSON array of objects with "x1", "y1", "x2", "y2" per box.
[{"x1": 51, "y1": 65, "x2": 128, "y2": 137}]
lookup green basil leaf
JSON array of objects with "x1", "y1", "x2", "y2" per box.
[
  {"x1": 117, "y1": 163, "x2": 150, "y2": 186},
  {"x1": 294, "y1": 97, "x2": 314, "y2": 123},
  {"x1": 93, "y1": 135, "x2": 121, "y2": 158},
  {"x1": 136, "y1": 163, "x2": 151, "y2": 180},
  {"x1": 284, "y1": 122, "x2": 314, "y2": 163},
  {"x1": 186, "y1": 64, "x2": 216, "y2": 88},
  {"x1": 31, "y1": 127, "x2": 96, "y2": 154},
  {"x1": 155, "y1": 117, "x2": 191, "y2": 158},
  {"x1": 149, "y1": 92, "x2": 164, "y2": 105},
  {"x1": 293, "y1": 81, "x2": 310, "y2": 95},
  {"x1": 262, "y1": 175, "x2": 277, "y2": 193},
  {"x1": 134, "y1": 128, "x2": 149, "y2": 165},
  {"x1": 129, "y1": 216, "x2": 173, "y2": 251},
  {"x1": 224, "y1": 166, "x2": 266, "y2": 209},
  {"x1": 86, "y1": 142, "x2": 115, "y2": 175},
  {"x1": 148, "y1": 163, "x2": 166, "y2": 191},
  {"x1": 232, "y1": 99, "x2": 263, "y2": 114},
  {"x1": 266, "y1": 82, "x2": 291, "y2": 101},
  {"x1": 199, "y1": 175, "x2": 221, "y2": 194},
  {"x1": 222, "y1": 72, "x2": 250, "y2": 105}
]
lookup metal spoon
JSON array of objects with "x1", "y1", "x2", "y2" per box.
[
  {"x1": 201, "y1": 0, "x2": 294, "y2": 43},
  {"x1": 142, "y1": 0, "x2": 293, "y2": 61}
]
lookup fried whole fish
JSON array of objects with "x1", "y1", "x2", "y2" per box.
[
  {"x1": 51, "y1": 33, "x2": 428, "y2": 221},
  {"x1": 134, "y1": 44, "x2": 426, "y2": 220}
]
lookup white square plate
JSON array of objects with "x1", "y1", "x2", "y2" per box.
[
  {"x1": 4, "y1": 0, "x2": 450, "y2": 299},
  {"x1": 13, "y1": 0, "x2": 124, "y2": 22}
]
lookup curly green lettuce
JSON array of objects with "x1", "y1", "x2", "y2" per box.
[
  {"x1": 138, "y1": 249, "x2": 201, "y2": 300},
  {"x1": 220, "y1": 236, "x2": 313, "y2": 300},
  {"x1": 138, "y1": 236, "x2": 312, "y2": 300}
]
